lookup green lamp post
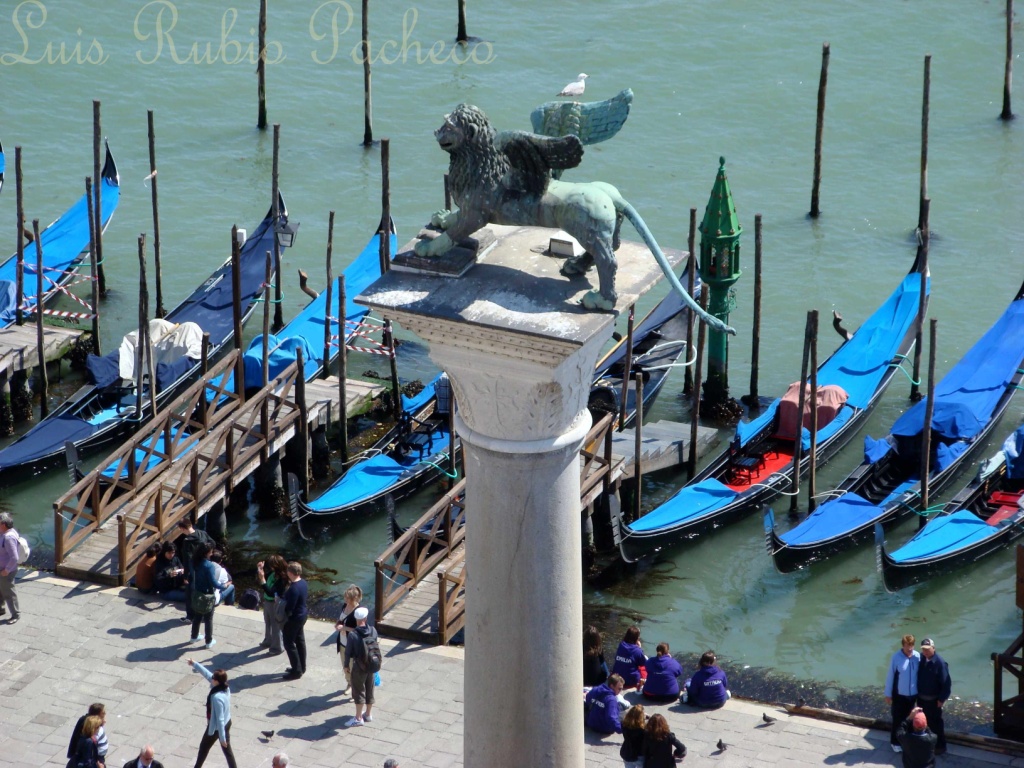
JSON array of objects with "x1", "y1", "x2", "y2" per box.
[{"x1": 697, "y1": 156, "x2": 743, "y2": 410}]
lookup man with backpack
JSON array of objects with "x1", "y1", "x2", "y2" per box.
[
  {"x1": 344, "y1": 606, "x2": 381, "y2": 726},
  {"x1": 0, "y1": 512, "x2": 23, "y2": 623},
  {"x1": 175, "y1": 517, "x2": 214, "y2": 623}
]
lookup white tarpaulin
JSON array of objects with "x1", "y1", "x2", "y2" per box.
[{"x1": 118, "y1": 319, "x2": 204, "y2": 381}]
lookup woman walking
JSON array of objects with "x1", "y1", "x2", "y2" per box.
[
  {"x1": 256, "y1": 554, "x2": 288, "y2": 655},
  {"x1": 187, "y1": 659, "x2": 238, "y2": 768},
  {"x1": 189, "y1": 543, "x2": 218, "y2": 649},
  {"x1": 71, "y1": 715, "x2": 104, "y2": 768},
  {"x1": 334, "y1": 584, "x2": 365, "y2": 692}
]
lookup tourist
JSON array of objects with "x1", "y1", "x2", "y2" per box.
[
  {"x1": 281, "y1": 562, "x2": 308, "y2": 680},
  {"x1": 335, "y1": 584, "x2": 366, "y2": 691},
  {"x1": 154, "y1": 542, "x2": 186, "y2": 601},
  {"x1": 67, "y1": 704, "x2": 108, "y2": 768},
  {"x1": 209, "y1": 550, "x2": 235, "y2": 606},
  {"x1": 642, "y1": 642, "x2": 685, "y2": 702},
  {"x1": 186, "y1": 658, "x2": 238, "y2": 768},
  {"x1": 344, "y1": 606, "x2": 380, "y2": 726},
  {"x1": 640, "y1": 713, "x2": 686, "y2": 767},
  {"x1": 583, "y1": 625, "x2": 609, "y2": 688},
  {"x1": 885, "y1": 633, "x2": 920, "y2": 753},
  {"x1": 916, "y1": 637, "x2": 951, "y2": 755},
  {"x1": 0, "y1": 511, "x2": 21, "y2": 622},
  {"x1": 133, "y1": 542, "x2": 161, "y2": 594},
  {"x1": 256, "y1": 554, "x2": 288, "y2": 655},
  {"x1": 619, "y1": 704, "x2": 646, "y2": 767},
  {"x1": 611, "y1": 626, "x2": 647, "y2": 690},
  {"x1": 175, "y1": 517, "x2": 215, "y2": 622},
  {"x1": 70, "y1": 715, "x2": 104, "y2": 768},
  {"x1": 383, "y1": 760, "x2": 400, "y2": 768},
  {"x1": 271, "y1": 753, "x2": 290, "y2": 768},
  {"x1": 584, "y1": 673, "x2": 624, "y2": 734},
  {"x1": 123, "y1": 745, "x2": 164, "y2": 768},
  {"x1": 684, "y1": 650, "x2": 730, "y2": 708},
  {"x1": 896, "y1": 707, "x2": 937, "y2": 768},
  {"x1": 189, "y1": 543, "x2": 219, "y2": 649}
]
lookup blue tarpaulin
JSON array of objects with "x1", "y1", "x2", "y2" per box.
[
  {"x1": 778, "y1": 493, "x2": 883, "y2": 546},
  {"x1": 628, "y1": 479, "x2": 738, "y2": 532},
  {"x1": 887, "y1": 509, "x2": 1012, "y2": 563}
]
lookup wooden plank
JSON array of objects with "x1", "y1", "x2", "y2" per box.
[{"x1": 0, "y1": 325, "x2": 83, "y2": 377}]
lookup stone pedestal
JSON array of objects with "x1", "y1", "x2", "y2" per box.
[{"x1": 357, "y1": 225, "x2": 680, "y2": 768}]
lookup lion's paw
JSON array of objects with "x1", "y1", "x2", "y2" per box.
[
  {"x1": 560, "y1": 254, "x2": 594, "y2": 277},
  {"x1": 414, "y1": 233, "x2": 454, "y2": 258},
  {"x1": 581, "y1": 290, "x2": 615, "y2": 311},
  {"x1": 430, "y1": 210, "x2": 452, "y2": 229}
]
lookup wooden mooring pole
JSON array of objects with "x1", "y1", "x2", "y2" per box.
[
  {"x1": 457, "y1": 0, "x2": 469, "y2": 43},
  {"x1": 688, "y1": 290, "x2": 708, "y2": 478},
  {"x1": 1002, "y1": 0, "x2": 1015, "y2": 121},
  {"x1": 618, "y1": 306, "x2": 635, "y2": 430},
  {"x1": 322, "y1": 212, "x2": 335, "y2": 379},
  {"x1": 361, "y1": 0, "x2": 373, "y2": 146},
  {"x1": 231, "y1": 226, "x2": 246, "y2": 402},
  {"x1": 134, "y1": 234, "x2": 147, "y2": 420},
  {"x1": 262, "y1": 251, "x2": 272, "y2": 389},
  {"x1": 683, "y1": 207, "x2": 696, "y2": 395},
  {"x1": 295, "y1": 346, "x2": 310, "y2": 498},
  {"x1": 92, "y1": 101, "x2": 106, "y2": 296},
  {"x1": 809, "y1": 42, "x2": 829, "y2": 218},
  {"x1": 919, "y1": 318, "x2": 938, "y2": 529},
  {"x1": 142, "y1": 238, "x2": 158, "y2": 420},
  {"x1": 32, "y1": 220, "x2": 48, "y2": 417},
  {"x1": 748, "y1": 213, "x2": 763, "y2": 408},
  {"x1": 257, "y1": 0, "x2": 268, "y2": 130},
  {"x1": 386, "y1": 319, "x2": 400, "y2": 419},
  {"x1": 338, "y1": 275, "x2": 349, "y2": 466},
  {"x1": 86, "y1": 177, "x2": 100, "y2": 355},
  {"x1": 271, "y1": 125, "x2": 284, "y2": 332},
  {"x1": 15, "y1": 147, "x2": 24, "y2": 328},
  {"x1": 381, "y1": 139, "x2": 391, "y2": 273},
  {"x1": 147, "y1": 111, "x2": 166, "y2": 318},
  {"x1": 910, "y1": 197, "x2": 931, "y2": 401},
  {"x1": 789, "y1": 311, "x2": 814, "y2": 517},
  {"x1": 919, "y1": 55, "x2": 931, "y2": 234},
  {"x1": 807, "y1": 310, "x2": 819, "y2": 513},
  {"x1": 632, "y1": 372, "x2": 644, "y2": 522}
]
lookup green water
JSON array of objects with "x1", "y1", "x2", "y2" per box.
[{"x1": 2, "y1": 0, "x2": 1023, "y2": 703}]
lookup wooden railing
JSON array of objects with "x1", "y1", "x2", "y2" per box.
[
  {"x1": 580, "y1": 412, "x2": 615, "y2": 503},
  {"x1": 375, "y1": 479, "x2": 467, "y2": 622},
  {"x1": 437, "y1": 548, "x2": 467, "y2": 645},
  {"x1": 53, "y1": 351, "x2": 242, "y2": 564}
]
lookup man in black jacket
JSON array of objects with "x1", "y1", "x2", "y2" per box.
[
  {"x1": 124, "y1": 745, "x2": 164, "y2": 768},
  {"x1": 917, "y1": 637, "x2": 952, "y2": 755},
  {"x1": 175, "y1": 517, "x2": 214, "y2": 622},
  {"x1": 896, "y1": 708, "x2": 937, "y2": 768}
]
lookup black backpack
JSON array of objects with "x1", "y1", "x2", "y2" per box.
[{"x1": 361, "y1": 627, "x2": 383, "y2": 673}]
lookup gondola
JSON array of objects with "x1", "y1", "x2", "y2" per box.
[
  {"x1": 86, "y1": 224, "x2": 397, "y2": 483},
  {"x1": 619, "y1": 251, "x2": 929, "y2": 562},
  {"x1": 877, "y1": 423, "x2": 1024, "y2": 591},
  {"x1": 0, "y1": 197, "x2": 288, "y2": 486},
  {"x1": 0, "y1": 142, "x2": 120, "y2": 327},
  {"x1": 768, "y1": 277, "x2": 1024, "y2": 573},
  {"x1": 0, "y1": 139, "x2": 5, "y2": 196}
]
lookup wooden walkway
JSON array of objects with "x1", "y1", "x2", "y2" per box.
[
  {"x1": 0, "y1": 324, "x2": 84, "y2": 378},
  {"x1": 54, "y1": 351, "x2": 383, "y2": 586},
  {"x1": 612, "y1": 419, "x2": 721, "y2": 478}
]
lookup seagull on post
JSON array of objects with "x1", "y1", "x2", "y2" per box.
[{"x1": 558, "y1": 73, "x2": 589, "y2": 97}]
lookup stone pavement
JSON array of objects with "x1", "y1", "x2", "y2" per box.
[{"x1": 0, "y1": 571, "x2": 1017, "y2": 767}]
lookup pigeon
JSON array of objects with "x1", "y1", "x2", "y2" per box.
[
  {"x1": 798, "y1": 697, "x2": 807, "y2": 708},
  {"x1": 261, "y1": 730, "x2": 275, "y2": 739},
  {"x1": 762, "y1": 712, "x2": 778, "y2": 725},
  {"x1": 717, "y1": 739, "x2": 727, "y2": 751},
  {"x1": 558, "y1": 73, "x2": 588, "y2": 97}
]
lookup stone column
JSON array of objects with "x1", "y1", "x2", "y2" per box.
[{"x1": 357, "y1": 224, "x2": 681, "y2": 768}]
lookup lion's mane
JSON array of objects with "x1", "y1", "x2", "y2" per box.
[{"x1": 444, "y1": 104, "x2": 510, "y2": 210}]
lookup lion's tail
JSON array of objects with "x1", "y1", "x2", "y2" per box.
[{"x1": 617, "y1": 199, "x2": 736, "y2": 336}]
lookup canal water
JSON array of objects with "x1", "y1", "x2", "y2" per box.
[{"x1": 3, "y1": 0, "x2": 1023, "y2": 713}]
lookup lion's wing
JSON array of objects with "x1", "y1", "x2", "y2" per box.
[{"x1": 497, "y1": 131, "x2": 584, "y2": 196}]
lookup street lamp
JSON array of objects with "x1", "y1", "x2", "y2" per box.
[{"x1": 275, "y1": 217, "x2": 300, "y2": 248}]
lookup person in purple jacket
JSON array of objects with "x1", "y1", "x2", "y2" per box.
[
  {"x1": 685, "y1": 650, "x2": 730, "y2": 708},
  {"x1": 584, "y1": 674, "x2": 625, "y2": 734},
  {"x1": 611, "y1": 626, "x2": 647, "y2": 690},
  {"x1": 643, "y1": 642, "x2": 685, "y2": 702}
]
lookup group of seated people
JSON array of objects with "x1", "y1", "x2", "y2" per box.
[
  {"x1": 133, "y1": 540, "x2": 235, "y2": 606},
  {"x1": 584, "y1": 625, "x2": 731, "y2": 738}
]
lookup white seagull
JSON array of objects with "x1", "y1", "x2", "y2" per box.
[{"x1": 558, "y1": 73, "x2": 588, "y2": 97}]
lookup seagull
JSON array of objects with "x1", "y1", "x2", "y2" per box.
[
  {"x1": 717, "y1": 738, "x2": 727, "y2": 752},
  {"x1": 261, "y1": 730, "x2": 275, "y2": 739},
  {"x1": 762, "y1": 712, "x2": 778, "y2": 725},
  {"x1": 558, "y1": 73, "x2": 588, "y2": 97}
]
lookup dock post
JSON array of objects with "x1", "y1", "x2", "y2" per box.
[
  {"x1": 262, "y1": 250, "x2": 272, "y2": 389},
  {"x1": 683, "y1": 207, "x2": 696, "y2": 395},
  {"x1": 617, "y1": 306, "x2": 634, "y2": 430},
  {"x1": 746, "y1": 214, "x2": 763, "y2": 408},
  {"x1": 809, "y1": 42, "x2": 829, "y2": 218},
  {"x1": 632, "y1": 373, "x2": 644, "y2": 522},
  {"x1": 807, "y1": 310, "x2": 819, "y2": 513},
  {"x1": 0, "y1": 372, "x2": 11, "y2": 437},
  {"x1": 338, "y1": 275, "x2": 349, "y2": 465},
  {"x1": 134, "y1": 234, "x2": 148, "y2": 421},
  {"x1": 919, "y1": 318, "x2": 938, "y2": 529},
  {"x1": 15, "y1": 147, "x2": 24, "y2": 328},
  {"x1": 86, "y1": 177, "x2": 100, "y2": 355},
  {"x1": 257, "y1": 0, "x2": 268, "y2": 130},
  {"x1": 323, "y1": 212, "x2": 335, "y2": 379},
  {"x1": 32, "y1": 220, "x2": 48, "y2": 417},
  {"x1": 141, "y1": 236, "x2": 159, "y2": 420},
  {"x1": 92, "y1": 101, "x2": 106, "y2": 296},
  {"x1": 147, "y1": 111, "x2": 166, "y2": 318},
  {"x1": 381, "y1": 139, "x2": 391, "y2": 273},
  {"x1": 386, "y1": 319, "x2": 400, "y2": 419},
  {"x1": 295, "y1": 346, "x2": 310, "y2": 499},
  {"x1": 688, "y1": 291, "x2": 708, "y2": 479},
  {"x1": 231, "y1": 226, "x2": 246, "y2": 403},
  {"x1": 361, "y1": 0, "x2": 373, "y2": 146},
  {"x1": 271, "y1": 125, "x2": 284, "y2": 332},
  {"x1": 457, "y1": 0, "x2": 469, "y2": 43},
  {"x1": 198, "y1": 333, "x2": 210, "y2": 428},
  {"x1": 919, "y1": 55, "x2": 931, "y2": 235},
  {"x1": 788, "y1": 311, "x2": 814, "y2": 517},
  {"x1": 910, "y1": 198, "x2": 930, "y2": 401},
  {"x1": 1002, "y1": 0, "x2": 1015, "y2": 120}
]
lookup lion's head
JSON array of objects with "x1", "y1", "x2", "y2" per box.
[
  {"x1": 435, "y1": 104, "x2": 497, "y2": 155},
  {"x1": 436, "y1": 104, "x2": 507, "y2": 204}
]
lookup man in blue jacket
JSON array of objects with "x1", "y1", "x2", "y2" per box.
[
  {"x1": 916, "y1": 637, "x2": 951, "y2": 755},
  {"x1": 585, "y1": 674, "x2": 624, "y2": 734}
]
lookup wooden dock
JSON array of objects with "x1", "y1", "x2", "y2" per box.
[
  {"x1": 54, "y1": 351, "x2": 383, "y2": 586},
  {"x1": 612, "y1": 419, "x2": 721, "y2": 478},
  {"x1": 0, "y1": 324, "x2": 84, "y2": 378}
]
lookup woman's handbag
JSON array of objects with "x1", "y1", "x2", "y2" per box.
[
  {"x1": 273, "y1": 595, "x2": 288, "y2": 625},
  {"x1": 191, "y1": 590, "x2": 217, "y2": 615}
]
